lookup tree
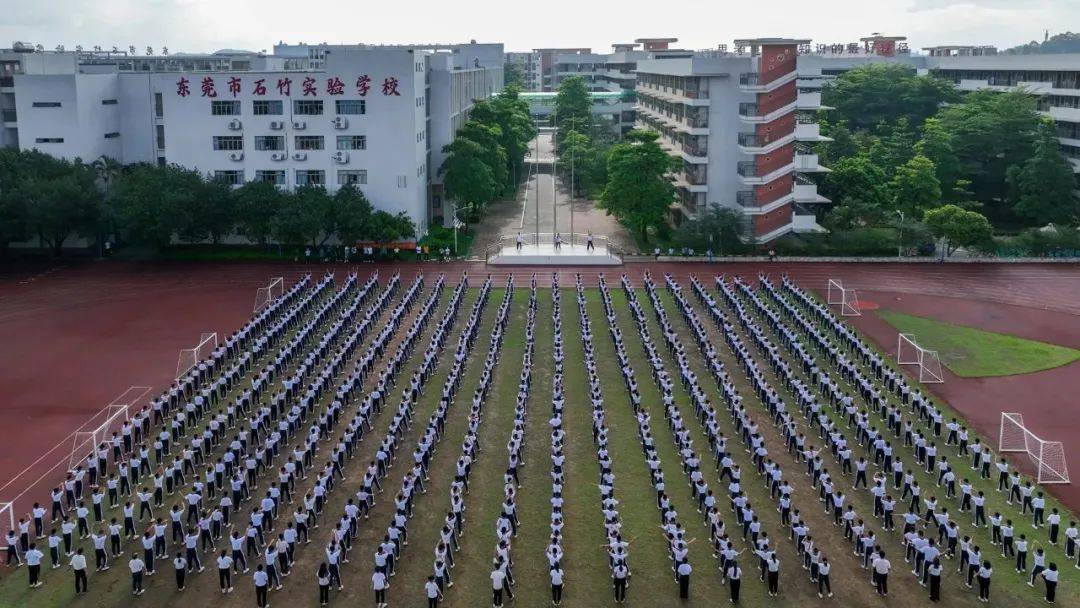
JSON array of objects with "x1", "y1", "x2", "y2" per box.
[
  {"x1": 329, "y1": 184, "x2": 374, "y2": 244},
  {"x1": 822, "y1": 155, "x2": 889, "y2": 211},
  {"x1": 600, "y1": 129, "x2": 677, "y2": 242},
  {"x1": 559, "y1": 129, "x2": 606, "y2": 198},
  {"x1": 440, "y1": 137, "x2": 499, "y2": 222},
  {"x1": 819, "y1": 120, "x2": 860, "y2": 164},
  {"x1": 1006, "y1": 119, "x2": 1079, "y2": 226},
  {"x1": 271, "y1": 188, "x2": 324, "y2": 248},
  {"x1": 110, "y1": 163, "x2": 203, "y2": 249},
  {"x1": 672, "y1": 204, "x2": 746, "y2": 254},
  {"x1": 176, "y1": 177, "x2": 236, "y2": 244},
  {"x1": 234, "y1": 180, "x2": 284, "y2": 245},
  {"x1": 470, "y1": 89, "x2": 536, "y2": 189},
  {"x1": 0, "y1": 149, "x2": 30, "y2": 257},
  {"x1": 554, "y1": 75, "x2": 593, "y2": 135},
  {"x1": 867, "y1": 118, "x2": 916, "y2": 178},
  {"x1": 924, "y1": 204, "x2": 993, "y2": 257},
  {"x1": 915, "y1": 117, "x2": 966, "y2": 200},
  {"x1": 936, "y1": 90, "x2": 1043, "y2": 216},
  {"x1": 503, "y1": 62, "x2": 526, "y2": 88},
  {"x1": 890, "y1": 154, "x2": 941, "y2": 218},
  {"x1": 24, "y1": 159, "x2": 101, "y2": 256},
  {"x1": 822, "y1": 64, "x2": 958, "y2": 132}
]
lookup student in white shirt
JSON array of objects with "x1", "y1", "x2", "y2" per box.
[
  {"x1": 1042, "y1": 563, "x2": 1059, "y2": 604},
  {"x1": 25, "y1": 543, "x2": 44, "y2": 588},
  {"x1": 253, "y1": 564, "x2": 270, "y2": 608},
  {"x1": 129, "y1": 554, "x2": 145, "y2": 595},
  {"x1": 424, "y1": 574, "x2": 442, "y2": 608},
  {"x1": 550, "y1": 566, "x2": 564, "y2": 605},
  {"x1": 217, "y1": 550, "x2": 234, "y2": 593},
  {"x1": 70, "y1": 547, "x2": 88, "y2": 594},
  {"x1": 372, "y1": 569, "x2": 388, "y2": 607},
  {"x1": 316, "y1": 562, "x2": 331, "y2": 606}
]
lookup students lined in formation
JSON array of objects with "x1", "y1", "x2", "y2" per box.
[
  {"x1": 550, "y1": 275, "x2": 567, "y2": 606},
  {"x1": 3, "y1": 269, "x2": 1072, "y2": 607},
  {"x1": 701, "y1": 271, "x2": 1067, "y2": 605},
  {"x1": 574, "y1": 275, "x2": 632, "y2": 603}
]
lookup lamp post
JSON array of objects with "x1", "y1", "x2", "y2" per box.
[{"x1": 895, "y1": 210, "x2": 905, "y2": 258}]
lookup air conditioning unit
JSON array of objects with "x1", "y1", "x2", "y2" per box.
[
  {"x1": 292, "y1": 120, "x2": 306, "y2": 130},
  {"x1": 332, "y1": 117, "x2": 348, "y2": 129},
  {"x1": 269, "y1": 121, "x2": 284, "y2": 130},
  {"x1": 332, "y1": 151, "x2": 349, "y2": 164},
  {"x1": 228, "y1": 119, "x2": 242, "y2": 130},
  {"x1": 228, "y1": 152, "x2": 244, "y2": 161},
  {"x1": 270, "y1": 152, "x2": 287, "y2": 161},
  {"x1": 292, "y1": 152, "x2": 307, "y2": 161}
]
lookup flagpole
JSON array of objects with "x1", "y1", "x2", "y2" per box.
[{"x1": 534, "y1": 116, "x2": 540, "y2": 252}]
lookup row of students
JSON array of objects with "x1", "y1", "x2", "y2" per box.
[
  {"x1": 370, "y1": 275, "x2": 488, "y2": 606},
  {"x1": 4, "y1": 273, "x2": 332, "y2": 587},
  {"x1": 663, "y1": 274, "x2": 840, "y2": 601},
  {"x1": 548, "y1": 276, "x2": 567, "y2": 605},
  {"x1": 757, "y1": 275, "x2": 1067, "y2": 603},
  {"x1": 574, "y1": 275, "x2": 631, "y2": 603},
  {"x1": 599, "y1": 276, "x2": 694, "y2": 598}
]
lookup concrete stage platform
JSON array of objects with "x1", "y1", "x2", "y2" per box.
[{"x1": 487, "y1": 243, "x2": 622, "y2": 266}]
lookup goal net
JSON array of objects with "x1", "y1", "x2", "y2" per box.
[
  {"x1": 175, "y1": 332, "x2": 219, "y2": 379},
  {"x1": 999, "y1": 412, "x2": 1070, "y2": 484},
  {"x1": 67, "y1": 403, "x2": 131, "y2": 470},
  {"x1": 896, "y1": 333, "x2": 944, "y2": 383},
  {"x1": 826, "y1": 278, "x2": 861, "y2": 316},
  {"x1": 253, "y1": 277, "x2": 285, "y2": 313}
]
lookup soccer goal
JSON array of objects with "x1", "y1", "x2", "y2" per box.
[
  {"x1": 999, "y1": 412, "x2": 1070, "y2": 484},
  {"x1": 175, "y1": 332, "x2": 219, "y2": 379},
  {"x1": 67, "y1": 403, "x2": 131, "y2": 470},
  {"x1": 896, "y1": 333, "x2": 945, "y2": 383},
  {"x1": 826, "y1": 278, "x2": 862, "y2": 316},
  {"x1": 0, "y1": 502, "x2": 13, "y2": 536},
  {"x1": 253, "y1": 277, "x2": 285, "y2": 313}
]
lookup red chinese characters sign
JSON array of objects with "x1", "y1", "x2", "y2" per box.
[{"x1": 174, "y1": 74, "x2": 402, "y2": 97}]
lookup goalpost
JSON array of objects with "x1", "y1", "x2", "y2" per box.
[
  {"x1": 896, "y1": 333, "x2": 945, "y2": 383},
  {"x1": 253, "y1": 277, "x2": 285, "y2": 313},
  {"x1": 826, "y1": 278, "x2": 862, "y2": 316},
  {"x1": 175, "y1": 332, "x2": 219, "y2": 379},
  {"x1": 0, "y1": 502, "x2": 13, "y2": 537},
  {"x1": 999, "y1": 412, "x2": 1070, "y2": 484}
]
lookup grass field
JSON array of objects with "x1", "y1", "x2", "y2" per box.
[
  {"x1": 0, "y1": 275, "x2": 1076, "y2": 608},
  {"x1": 876, "y1": 309, "x2": 1080, "y2": 377}
]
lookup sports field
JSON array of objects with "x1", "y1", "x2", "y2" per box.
[{"x1": 0, "y1": 262, "x2": 1077, "y2": 608}]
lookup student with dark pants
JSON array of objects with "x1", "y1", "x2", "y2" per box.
[
  {"x1": 70, "y1": 548, "x2": 88, "y2": 594},
  {"x1": 727, "y1": 563, "x2": 742, "y2": 603}
]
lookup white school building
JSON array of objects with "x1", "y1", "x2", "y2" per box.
[{"x1": 0, "y1": 42, "x2": 505, "y2": 236}]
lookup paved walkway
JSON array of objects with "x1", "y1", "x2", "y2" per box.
[{"x1": 470, "y1": 132, "x2": 635, "y2": 256}]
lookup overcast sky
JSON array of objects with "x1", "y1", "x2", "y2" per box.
[{"x1": 0, "y1": 0, "x2": 1075, "y2": 55}]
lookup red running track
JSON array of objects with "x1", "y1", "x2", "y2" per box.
[{"x1": 0, "y1": 259, "x2": 1077, "y2": 517}]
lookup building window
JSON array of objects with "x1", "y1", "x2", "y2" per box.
[
  {"x1": 213, "y1": 136, "x2": 244, "y2": 151},
  {"x1": 211, "y1": 100, "x2": 242, "y2": 116},
  {"x1": 293, "y1": 100, "x2": 324, "y2": 115},
  {"x1": 336, "y1": 135, "x2": 366, "y2": 150},
  {"x1": 155, "y1": 125, "x2": 165, "y2": 149},
  {"x1": 335, "y1": 100, "x2": 366, "y2": 115},
  {"x1": 255, "y1": 170, "x2": 286, "y2": 185},
  {"x1": 253, "y1": 100, "x2": 283, "y2": 115},
  {"x1": 32, "y1": 102, "x2": 62, "y2": 108},
  {"x1": 154, "y1": 93, "x2": 163, "y2": 118},
  {"x1": 34, "y1": 137, "x2": 64, "y2": 143},
  {"x1": 214, "y1": 170, "x2": 244, "y2": 185},
  {"x1": 254, "y1": 136, "x2": 284, "y2": 151},
  {"x1": 338, "y1": 170, "x2": 368, "y2": 185},
  {"x1": 295, "y1": 135, "x2": 324, "y2": 150},
  {"x1": 104, "y1": 132, "x2": 121, "y2": 139},
  {"x1": 295, "y1": 170, "x2": 325, "y2": 187},
  {"x1": 102, "y1": 99, "x2": 118, "y2": 106}
]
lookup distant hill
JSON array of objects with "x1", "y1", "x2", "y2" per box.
[{"x1": 1004, "y1": 32, "x2": 1080, "y2": 54}]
